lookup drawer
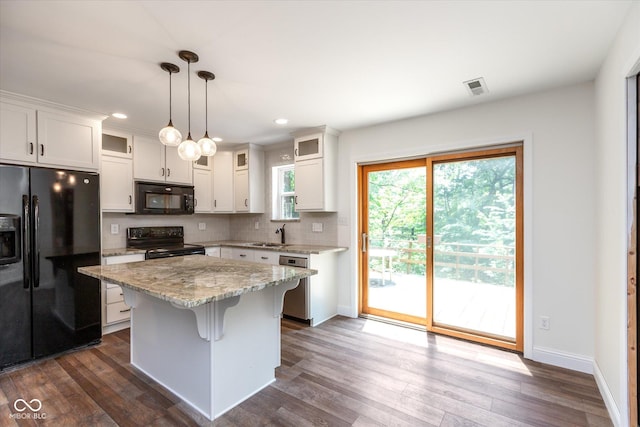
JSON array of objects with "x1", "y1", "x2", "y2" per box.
[
  {"x1": 106, "y1": 301, "x2": 131, "y2": 324},
  {"x1": 106, "y1": 286, "x2": 124, "y2": 303},
  {"x1": 253, "y1": 250, "x2": 279, "y2": 265}
]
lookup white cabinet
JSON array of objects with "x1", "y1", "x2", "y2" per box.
[
  {"x1": 294, "y1": 132, "x2": 323, "y2": 161},
  {"x1": 194, "y1": 168, "x2": 213, "y2": 212},
  {"x1": 102, "y1": 130, "x2": 132, "y2": 158},
  {"x1": 101, "y1": 156, "x2": 134, "y2": 212},
  {"x1": 233, "y1": 144, "x2": 264, "y2": 213},
  {"x1": 0, "y1": 101, "x2": 36, "y2": 163},
  {"x1": 133, "y1": 135, "x2": 192, "y2": 185},
  {"x1": 0, "y1": 96, "x2": 103, "y2": 171},
  {"x1": 220, "y1": 247, "x2": 233, "y2": 259},
  {"x1": 205, "y1": 247, "x2": 221, "y2": 257},
  {"x1": 193, "y1": 154, "x2": 212, "y2": 170},
  {"x1": 234, "y1": 149, "x2": 249, "y2": 170},
  {"x1": 212, "y1": 151, "x2": 234, "y2": 213},
  {"x1": 293, "y1": 126, "x2": 339, "y2": 212},
  {"x1": 102, "y1": 253, "x2": 145, "y2": 334}
]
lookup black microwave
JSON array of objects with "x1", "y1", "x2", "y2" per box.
[{"x1": 135, "y1": 182, "x2": 195, "y2": 215}]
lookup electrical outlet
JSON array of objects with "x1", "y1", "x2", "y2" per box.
[
  {"x1": 312, "y1": 223, "x2": 323, "y2": 232},
  {"x1": 540, "y1": 316, "x2": 550, "y2": 330},
  {"x1": 198, "y1": 222, "x2": 206, "y2": 231},
  {"x1": 255, "y1": 221, "x2": 260, "y2": 230},
  {"x1": 110, "y1": 224, "x2": 119, "y2": 235}
]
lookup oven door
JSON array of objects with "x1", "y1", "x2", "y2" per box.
[{"x1": 135, "y1": 182, "x2": 195, "y2": 215}]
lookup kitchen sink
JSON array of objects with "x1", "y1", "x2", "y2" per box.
[{"x1": 247, "y1": 242, "x2": 288, "y2": 248}]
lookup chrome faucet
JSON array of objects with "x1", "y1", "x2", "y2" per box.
[{"x1": 275, "y1": 224, "x2": 286, "y2": 244}]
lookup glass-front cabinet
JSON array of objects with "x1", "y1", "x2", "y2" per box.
[
  {"x1": 294, "y1": 133, "x2": 323, "y2": 161},
  {"x1": 102, "y1": 130, "x2": 132, "y2": 158}
]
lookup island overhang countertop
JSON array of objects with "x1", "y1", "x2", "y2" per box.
[{"x1": 78, "y1": 255, "x2": 317, "y2": 308}]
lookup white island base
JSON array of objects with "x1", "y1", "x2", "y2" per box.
[{"x1": 122, "y1": 280, "x2": 299, "y2": 421}]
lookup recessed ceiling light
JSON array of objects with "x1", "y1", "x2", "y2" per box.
[
  {"x1": 212, "y1": 137, "x2": 223, "y2": 142},
  {"x1": 111, "y1": 112, "x2": 127, "y2": 119},
  {"x1": 274, "y1": 118, "x2": 288, "y2": 125}
]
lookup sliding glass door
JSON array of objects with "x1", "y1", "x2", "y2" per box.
[
  {"x1": 359, "y1": 146, "x2": 523, "y2": 351},
  {"x1": 427, "y1": 147, "x2": 523, "y2": 350},
  {"x1": 360, "y1": 160, "x2": 427, "y2": 324}
]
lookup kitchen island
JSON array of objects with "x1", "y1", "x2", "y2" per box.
[{"x1": 78, "y1": 255, "x2": 316, "y2": 421}]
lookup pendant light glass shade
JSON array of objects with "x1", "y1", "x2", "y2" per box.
[
  {"x1": 197, "y1": 71, "x2": 217, "y2": 157},
  {"x1": 178, "y1": 133, "x2": 202, "y2": 161},
  {"x1": 158, "y1": 63, "x2": 182, "y2": 146},
  {"x1": 198, "y1": 133, "x2": 217, "y2": 157},
  {"x1": 159, "y1": 122, "x2": 182, "y2": 147}
]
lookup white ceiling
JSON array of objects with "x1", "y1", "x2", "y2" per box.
[{"x1": 0, "y1": 0, "x2": 633, "y2": 146}]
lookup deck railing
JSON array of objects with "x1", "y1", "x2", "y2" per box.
[{"x1": 370, "y1": 239, "x2": 515, "y2": 286}]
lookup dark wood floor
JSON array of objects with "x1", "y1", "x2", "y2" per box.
[{"x1": 0, "y1": 316, "x2": 612, "y2": 426}]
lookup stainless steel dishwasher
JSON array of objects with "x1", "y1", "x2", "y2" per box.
[{"x1": 280, "y1": 255, "x2": 310, "y2": 322}]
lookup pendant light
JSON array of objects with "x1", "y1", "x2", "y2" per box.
[
  {"x1": 158, "y1": 63, "x2": 182, "y2": 146},
  {"x1": 177, "y1": 50, "x2": 202, "y2": 161},
  {"x1": 197, "y1": 71, "x2": 217, "y2": 157}
]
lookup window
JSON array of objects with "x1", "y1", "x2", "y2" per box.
[{"x1": 272, "y1": 165, "x2": 299, "y2": 220}]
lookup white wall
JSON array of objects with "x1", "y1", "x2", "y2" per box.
[
  {"x1": 594, "y1": 2, "x2": 640, "y2": 426},
  {"x1": 336, "y1": 81, "x2": 597, "y2": 369}
]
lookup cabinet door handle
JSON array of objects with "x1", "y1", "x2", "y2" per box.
[
  {"x1": 128, "y1": 195, "x2": 132, "y2": 205},
  {"x1": 120, "y1": 308, "x2": 131, "y2": 313},
  {"x1": 214, "y1": 200, "x2": 217, "y2": 208},
  {"x1": 239, "y1": 254, "x2": 246, "y2": 257},
  {"x1": 244, "y1": 198, "x2": 248, "y2": 207},
  {"x1": 29, "y1": 142, "x2": 34, "y2": 155},
  {"x1": 294, "y1": 148, "x2": 298, "y2": 156},
  {"x1": 194, "y1": 198, "x2": 198, "y2": 207},
  {"x1": 261, "y1": 256, "x2": 268, "y2": 260},
  {"x1": 294, "y1": 195, "x2": 298, "y2": 205},
  {"x1": 161, "y1": 167, "x2": 165, "y2": 176},
  {"x1": 40, "y1": 144, "x2": 44, "y2": 156},
  {"x1": 128, "y1": 145, "x2": 132, "y2": 154},
  {"x1": 167, "y1": 168, "x2": 171, "y2": 177}
]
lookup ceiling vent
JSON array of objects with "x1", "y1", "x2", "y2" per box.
[{"x1": 463, "y1": 77, "x2": 488, "y2": 96}]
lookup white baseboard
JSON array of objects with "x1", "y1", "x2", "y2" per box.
[
  {"x1": 337, "y1": 305, "x2": 357, "y2": 318},
  {"x1": 593, "y1": 361, "x2": 623, "y2": 427},
  {"x1": 531, "y1": 346, "x2": 593, "y2": 374}
]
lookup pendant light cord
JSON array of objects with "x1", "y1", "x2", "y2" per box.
[
  {"x1": 205, "y1": 79, "x2": 209, "y2": 136},
  {"x1": 187, "y1": 60, "x2": 191, "y2": 137},
  {"x1": 168, "y1": 71, "x2": 173, "y2": 124}
]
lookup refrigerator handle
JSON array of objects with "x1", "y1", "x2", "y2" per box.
[
  {"x1": 33, "y1": 195, "x2": 40, "y2": 288},
  {"x1": 22, "y1": 195, "x2": 30, "y2": 289}
]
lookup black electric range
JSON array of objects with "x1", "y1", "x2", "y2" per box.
[{"x1": 126, "y1": 226, "x2": 205, "y2": 260}]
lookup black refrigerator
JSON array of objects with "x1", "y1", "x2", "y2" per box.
[{"x1": 0, "y1": 165, "x2": 101, "y2": 369}]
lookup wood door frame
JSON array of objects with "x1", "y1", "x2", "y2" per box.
[
  {"x1": 426, "y1": 145, "x2": 524, "y2": 352},
  {"x1": 359, "y1": 158, "x2": 428, "y2": 325},
  {"x1": 627, "y1": 72, "x2": 638, "y2": 426}
]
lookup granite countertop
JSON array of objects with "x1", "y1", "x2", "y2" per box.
[
  {"x1": 79, "y1": 255, "x2": 317, "y2": 308},
  {"x1": 102, "y1": 241, "x2": 347, "y2": 257}
]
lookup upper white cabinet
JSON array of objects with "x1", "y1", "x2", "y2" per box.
[
  {"x1": 193, "y1": 168, "x2": 213, "y2": 212},
  {"x1": 193, "y1": 154, "x2": 211, "y2": 170},
  {"x1": 0, "y1": 102, "x2": 36, "y2": 163},
  {"x1": 234, "y1": 149, "x2": 249, "y2": 170},
  {"x1": 233, "y1": 144, "x2": 264, "y2": 213},
  {"x1": 102, "y1": 130, "x2": 132, "y2": 158},
  {"x1": 212, "y1": 151, "x2": 234, "y2": 213},
  {"x1": 294, "y1": 132, "x2": 323, "y2": 161},
  {"x1": 0, "y1": 93, "x2": 104, "y2": 171},
  {"x1": 133, "y1": 136, "x2": 192, "y2": 185},
  {"x1": 101, "y1": 156, "x2": 134, "y2": 212},
  {"x1": 293, "y1": 126, "x2": 339, "y2": 212}
]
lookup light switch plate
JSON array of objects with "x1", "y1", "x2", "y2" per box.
[
  {"x1": 198, "y1": 222, "x2": 206, "y2": 231},
  {"x1": 110, "y1": 224, "x2": 119, "y2": 235}
]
